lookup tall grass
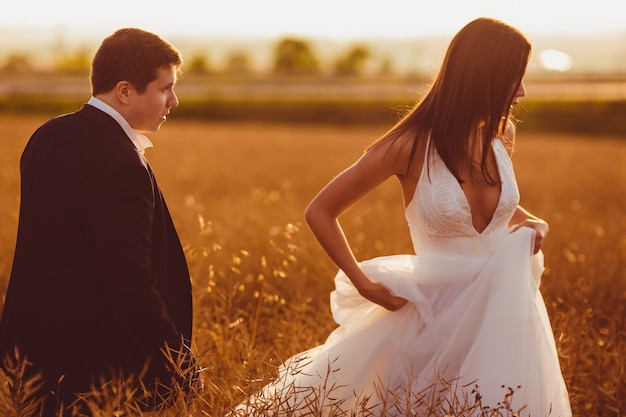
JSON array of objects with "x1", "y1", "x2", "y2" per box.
[{"x1": 0, "y1": 116, "x2": 624, "y2": 416}]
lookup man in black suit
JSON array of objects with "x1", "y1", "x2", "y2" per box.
[{"x1": 0, "y1": 28, "x2": 200, "y2": 414}]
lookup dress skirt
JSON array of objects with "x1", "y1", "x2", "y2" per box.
[{"x1": 233, "y1": 228, "x2": 572, "y2": 417}]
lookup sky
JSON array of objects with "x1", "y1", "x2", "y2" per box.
[{"x1": 2, "y1": 0, "x2": 625, "y2": 40}]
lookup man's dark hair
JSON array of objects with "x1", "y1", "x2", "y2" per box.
[{"x1": 90, "y1": 28, "x2": 182, "y2": 95}]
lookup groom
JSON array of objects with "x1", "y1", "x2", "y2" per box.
[{"x1": 0, "y1": 28, "x2": 199, "y2": 414}]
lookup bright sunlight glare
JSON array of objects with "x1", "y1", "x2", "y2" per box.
[{"x1": 539, "y1": 49, "x2": 573, "y2": 72}]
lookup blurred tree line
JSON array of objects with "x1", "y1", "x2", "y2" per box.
[{"x1": 0, "y1": 37, "x2": 385, "y2": 78}]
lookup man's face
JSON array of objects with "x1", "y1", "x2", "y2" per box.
[{"x1": 126, "y1": 65, "x2": 179, "y2": 133}]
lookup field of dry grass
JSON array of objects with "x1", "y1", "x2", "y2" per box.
[{"x1": 0, "y1": 115, "x2": 624, "y2": 416}]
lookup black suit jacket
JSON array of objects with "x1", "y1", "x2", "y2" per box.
[{"x1": 0, "y1": 104, "x2": 193, "y2": 407}]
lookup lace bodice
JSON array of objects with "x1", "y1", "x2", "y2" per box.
[{"x1": 405, "y1": 138, "x2": 519, "y2": 257}]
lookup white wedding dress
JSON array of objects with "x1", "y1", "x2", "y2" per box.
[{"x1": 233, "y1": 138, "x2": 572, "y2": 416}]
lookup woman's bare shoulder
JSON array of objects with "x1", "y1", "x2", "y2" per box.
[
  {"x1": 500, "y1": 119, "x2": 517, "y2": 156},
  {"x1": 368, "y1": 126, "x2": 424, "y2": 176}
]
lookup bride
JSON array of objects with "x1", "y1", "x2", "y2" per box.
[{"x1": 233, "y1": 17, "x2": 572, "y2": 417}]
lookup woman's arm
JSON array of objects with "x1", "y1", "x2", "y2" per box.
[
  {"x1": 502, "y1": 119, "x2": 549, "y2": 254},
  {"x1": 509, "y1": 206, "x2": 549, "y2": 254},
  {"x1": 305, "y1": 140, "x2": 409, "y2": 311}
]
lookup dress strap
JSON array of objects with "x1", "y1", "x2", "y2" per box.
[{"x1": 419, "y1": 133, "x2": 433, "y2": 184}]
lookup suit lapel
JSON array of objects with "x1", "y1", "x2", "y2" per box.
[{"x1": 77, "y1": 104, "x2": 135, "y2": 148}]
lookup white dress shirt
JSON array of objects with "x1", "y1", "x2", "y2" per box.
[{"x1": 87, "y1": 96, "x2": 153, "y2": 155}]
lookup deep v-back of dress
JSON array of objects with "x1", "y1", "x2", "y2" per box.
[
  {"x1": 406, "y1": 137, "x2": 519, "y2": 257},
  {"x1": 456, "y1": 150, "x2": 503, "y2": 234}
]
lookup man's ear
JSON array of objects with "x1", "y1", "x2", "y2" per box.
[{"x1": 115, "y1": 81, "x2": 133, "y2": 104}]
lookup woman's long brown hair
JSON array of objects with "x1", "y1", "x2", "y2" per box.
[{"x1": 372, "y1": 17, "x2": 531, "y2": 184}]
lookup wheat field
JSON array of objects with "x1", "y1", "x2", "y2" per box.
[{"x1": 0, "y1": 115, "x2": 624, "y2": 416}]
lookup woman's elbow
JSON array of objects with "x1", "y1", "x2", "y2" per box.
[
  {"x1": 304, "y1": 198, "x2": 333, "y2": 229},
  {"x1": 304, "y1": 200, "x2": 318, "y2": 227}
]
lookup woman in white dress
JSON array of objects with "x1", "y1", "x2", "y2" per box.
[{"x1": 233, "y1": 17, "x2": 572, "y2": 417}]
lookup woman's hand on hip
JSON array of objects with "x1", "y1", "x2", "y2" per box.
[{"x1": 356, "y1": 278, "x2": 408, "y2": 311}]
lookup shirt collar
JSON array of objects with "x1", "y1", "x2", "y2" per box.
[{"x1": 87, "y1": 96, "x2": 154, "y2": 155}]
